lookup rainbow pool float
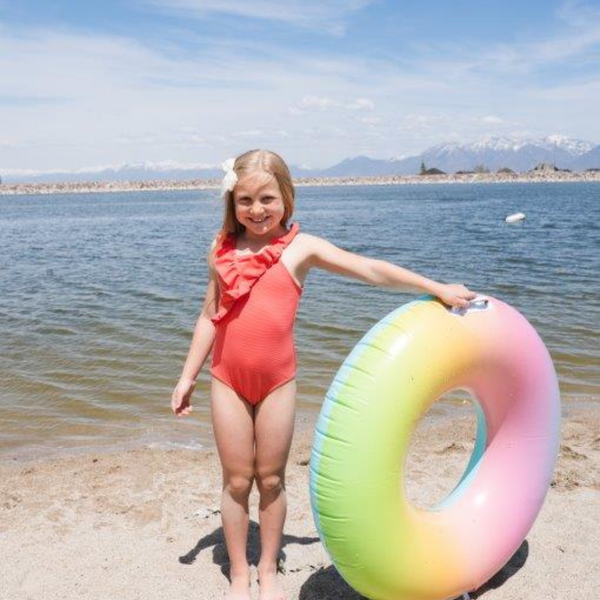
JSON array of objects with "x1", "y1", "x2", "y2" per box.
[{"x1": 309, "y1": 295, "x2": 560, "y2": 600}]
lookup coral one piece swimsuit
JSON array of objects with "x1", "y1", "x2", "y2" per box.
[{"x1": 210, "y1": 223, "x2": 302, "y2": 405}]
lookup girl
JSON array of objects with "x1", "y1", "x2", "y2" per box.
[{"x1": 171, "y1": 149, "x2": 475, "y2": 600}]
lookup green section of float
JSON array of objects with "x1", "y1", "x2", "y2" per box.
[{"x1": 310, "y1": 299, "x2": 471, "y2": 598}]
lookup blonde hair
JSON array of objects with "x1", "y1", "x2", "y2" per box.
[{"x1": 220, "y1": 149, "x2": 295, "y2": 237}]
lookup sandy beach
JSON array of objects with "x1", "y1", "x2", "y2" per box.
[{"x1": 1, "y1": 406, "x2": 598, "y2": 600}]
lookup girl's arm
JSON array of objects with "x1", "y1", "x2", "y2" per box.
[
  {"x1": 171, "y1": 241, "x2": 219, "y2": 416},
  {"x1": 178, "y1": 277, "x2": 218, "y2": 382},
  {"x1": 306, "y1": 234, "x2": 476, "y2": 308}
]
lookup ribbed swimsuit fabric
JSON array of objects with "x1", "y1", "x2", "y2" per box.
[{"x1": 210, "y1": 223, "x2": 302, "y2": 405}]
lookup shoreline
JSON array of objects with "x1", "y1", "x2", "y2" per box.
[
  {"x1": 1, "y1": 397, "x2": 597, "y2": 466},
  {"x1": 2, "y1": 170, "x2": 600, "y2": 196},
  {"x1": 0, "y1": 409, "x2": 318, "y2": 466},
  {"x1": 1, "y1": 406, "x2": 598, "y2": 600}
]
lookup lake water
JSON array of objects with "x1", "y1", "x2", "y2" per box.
[{"x1": 1, "y1": 182, "x2": 598, "y2": 459}]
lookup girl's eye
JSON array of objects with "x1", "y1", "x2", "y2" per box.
[{"x1": 261, "y1": 196, "x2": 274, "y2": 203}]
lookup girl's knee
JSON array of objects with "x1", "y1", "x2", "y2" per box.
[
  {"x1": 223, "y1": 472, "x2": 254, "y2": 499},
  {"x1": 255, "y1": 469, "x2": 285, "y2": 494}
]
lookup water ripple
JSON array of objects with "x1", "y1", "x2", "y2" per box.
[{"x1": 1, "y1": 183, "x2": 598, "y2": 458}]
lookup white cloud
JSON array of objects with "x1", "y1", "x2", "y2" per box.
[
  {"x1": 2, "y1": 26, "x2": 382, "y2": 168},
  {"x1": 361, "y1": 116, "x2": 381, "y2": 126},
  {"x1": 144, "y1": 0, "x2": 374, "y2": 35},
  {"x1": 1, "y1": 1, "x2": 599, "y2": 170},
  {"x1": 399, "y1": 114, "x2": 449, "y2": 131},
  {"x1": 232, "y1": 130, "x2": 264, "y2": 138},
  {"x1": 299, "y1": 95, "x2": 340, "y2": 110},
  {"x1": 416, "y1": 2, "x2": 600, "y2": 77},
  {"x1": 289, "y1": 95, "x2": 375, "y2": 114},
  {"x1": 348, "y1": 98, "x2": 375, "y2": 111},
  {"x1": 481, "y1": 116, "x2": 503, "y2": 124},
  {"x1": 231, "y1": 129, "x2": 292, "y2": 140}
]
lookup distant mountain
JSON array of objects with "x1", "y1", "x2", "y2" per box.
[
  {"x1": 568, "y1": 145, "x2": 600, "y2": 170},
  {"x1": 418, "y1": 136, "x2": 595, "y2": 173},
  {"x1": 2, "y1": 162, "x2": 223, "y2": 184},
  {"x1": 3, "y1": 136, "x2": 599, "y2": 183},
  {"x1": 295, "y1": 136, "x2": 599, "y2": 178},
  {"x1": 299, "y1": 155, "x2": 418, "y2": 177}
]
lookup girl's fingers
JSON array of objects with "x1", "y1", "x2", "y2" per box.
[
  {"x1": 171, "y1": 391, "x2": 184, "y2": 413},
  {"x1": 172, "y1": 389, "x2": 194, "y2": 416}
]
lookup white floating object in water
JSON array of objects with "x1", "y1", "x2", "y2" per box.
[{"x1": 505, "y1": 212, "x2": 525, "y2": 223}]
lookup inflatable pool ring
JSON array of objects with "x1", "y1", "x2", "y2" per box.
[{"x1": 309, "y1": 295, "x2": 560, "y2": 600}]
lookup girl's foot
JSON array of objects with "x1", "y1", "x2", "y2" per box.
[
  {"x1": 257, "y1": 564, "x2": 286, "y2": 600},
  {"x1": 225, "y1": 567, "x2": 251, "y2": 600}
]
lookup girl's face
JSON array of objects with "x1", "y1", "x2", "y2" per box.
[{"x1": 233, "y1": 170, "x2": 286, "y2": 237}]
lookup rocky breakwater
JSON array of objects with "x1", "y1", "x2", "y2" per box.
[{"x1": 1, "y1": 170, "x2": 600, "y2": 196}]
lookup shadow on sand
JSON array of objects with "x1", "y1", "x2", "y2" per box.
[
  {"x1": 178, "y1": 519, "x2": 320, "y2": 580},
  {"x1": 178, "y1": 522, "x2": 528, "y2": 598},
  {"x1": 297, "y1": 539, "x2": 529, "y2": 600}
]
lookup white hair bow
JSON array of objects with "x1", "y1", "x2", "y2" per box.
[{"x1": 220, "y1": 158, "x2": 238, "y2": 198}]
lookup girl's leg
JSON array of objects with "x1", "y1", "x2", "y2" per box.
[
  {"x1": 211, "y1": 377, "x2": 255, "y2": 599},
  {"x1": 253, "y1": 379, "x2": 297, "y2": 600}
]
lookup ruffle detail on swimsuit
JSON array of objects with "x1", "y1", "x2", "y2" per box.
[{"x1": 211, "y1": 222, "x2": 300, "y2": 324}]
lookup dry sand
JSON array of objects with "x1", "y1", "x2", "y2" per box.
[{"x1": 1, "y1": 407, "x2": 598, "y2": 600}]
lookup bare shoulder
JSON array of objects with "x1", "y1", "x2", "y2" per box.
[
  {"x1": 296, "y1": 232, "x2": 321, "y2": 243},
  {"x1": 293, "y1": 232, "x2": 343, "y2": 264},
  {"x1": 294, "y1": 232, "x2": 329, "y2": 254},
  {"x1": 288, "y1": 232, "x2": 324, "y2": 266},
  {"x1": 285, "y1": 230, "x2": 370, "y2": 284}
]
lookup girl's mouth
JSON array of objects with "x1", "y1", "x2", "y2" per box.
[{"x1": 250, "y1": 216, "x2": 270, "y2": 224}]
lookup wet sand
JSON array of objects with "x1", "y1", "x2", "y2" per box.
[{"x1": 1, "y1": 407, "x2": 598, "y2": 600}]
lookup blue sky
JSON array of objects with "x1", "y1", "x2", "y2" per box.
[{"x1": 1, "y1": 0, "x2": 599, "y2": 173}]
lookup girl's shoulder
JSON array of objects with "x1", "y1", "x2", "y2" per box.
[
  {"x1": 294, "y1": 231, "x2": 328, "y2": 249},
  {"x1": 290, "y1": 231, "x2": 333, "y2": 264},
  {"x1": 292, "y1": 231, "x2": 315, "y2": 248},
  {"x1": 294, "y1": 230, "x2": 323, "y2": 244}
]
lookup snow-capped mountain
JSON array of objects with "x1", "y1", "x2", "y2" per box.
[
  {"x1": 309, "y1": 136, "x2": 598, "y2": 177},
  {"x1": 529, "y1": 134, "x2": 594, "y2": 156},
  {"x1": 568, "y1": 145, "x2": 600, "y2": 171},
  {"x1": 432, "y1": 135, "x2": 593, "y2": 156},
  {"x1": 419, "y1": 136, "x2": 595, "y2": 173},
  {"x1": 2, "y1": 136, "x2": 598, "y2": 183}
]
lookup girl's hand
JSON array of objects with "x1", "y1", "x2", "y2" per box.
[
  {"x1": 435, "y1": 283, "x2": 477, "y2": 309},
  {"x1": 171, "y1": 377, "x2": 197, "y2": 417}
]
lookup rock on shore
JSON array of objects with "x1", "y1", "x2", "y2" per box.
[{"x1": 2, "y1": 170, "x2": 600, "y2": 196}]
